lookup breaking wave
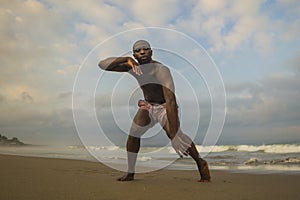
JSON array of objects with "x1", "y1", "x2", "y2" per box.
[
  {"x1": 244, "y1": 157, "x2": 300, "y2": 165},
  {"x1": 196, "y1": 144, "x2": 300, "y2": 154},
  {"x1": 68, "y1": 144, "x2": 300, "y2": 154}
]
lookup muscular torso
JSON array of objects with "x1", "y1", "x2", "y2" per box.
[
  {"x1": 140, "y1": 84, "x2": 165, "y2": 104},
  {"x1": 130, "y1": 61, "x2": 167, "y2": 104}
]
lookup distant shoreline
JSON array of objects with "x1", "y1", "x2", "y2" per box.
[{"x1": 0, "y1": 134, "x2": 25, "y2": 146}]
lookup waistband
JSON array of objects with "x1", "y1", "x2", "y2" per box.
[{"x1": 138, "y1": 100, "x2": 166, "y2": 111}]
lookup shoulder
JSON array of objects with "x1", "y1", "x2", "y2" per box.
[
  {"x1": 152, "y1": 61, "x2": 173, "y2": 85},
  {"x1": 152, "y1": 60, "x2": 170, "y2": 73}
]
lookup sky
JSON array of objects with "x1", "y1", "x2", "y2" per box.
[{"x1": 0, "y1": 0, "x2": 299, "y2": 146}]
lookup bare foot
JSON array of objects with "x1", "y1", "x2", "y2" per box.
[
  {"x1": 117, "y1": 173, "x2": 135, "y2": 181},
  {"x1": 198, "y1": 159, "x2": 211, "y2": 182}
]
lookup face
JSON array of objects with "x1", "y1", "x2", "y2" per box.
[{"x1": 133, "y1": 47, "x2": 152, "y2": 64}]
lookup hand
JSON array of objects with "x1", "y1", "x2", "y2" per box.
[
  {"x1": 127, "y1": 58, "x2": 142, "y2": 75},
  {"x1": 171, "y1": 133, "x2": 191, "y2": 157},
  {"x1": 138, "y1": 99, "x2": 151, "y2": 110}
]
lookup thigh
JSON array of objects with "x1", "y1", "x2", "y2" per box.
[
  {"x1": 130, "y1": 108, "x2": 152, "y2": 138},
  {"x1": 133, "y1": 108, "x2": 151, "y2": 126}
]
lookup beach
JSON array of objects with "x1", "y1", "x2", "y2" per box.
[{"x1": 1, "y1": 154, "x2": 300, "y2": 200}]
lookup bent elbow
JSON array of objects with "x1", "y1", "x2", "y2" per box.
[{"x1": 98, "y1": 60, "x2": 106, "y2": 70}]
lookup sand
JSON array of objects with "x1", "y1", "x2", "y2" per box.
[{"x1": 0, "y1": 154, "x2": 299, "y2": 200}]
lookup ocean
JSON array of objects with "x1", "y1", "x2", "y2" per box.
[{"x1": 1, "y1": 143, "x2": 300, "y2": 174}]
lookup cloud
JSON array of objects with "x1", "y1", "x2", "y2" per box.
[
  {"x1": 224, "y1": 53, "x2": 300, "y2": 142},
  {"x1": 173, "y1": 0, "x2": 299, "y2": 54},
  {"x1": 21, "y1": 91, "x2": 34, "y2": 103},
  {"x1": 57, "y1": 64, "x2": 79, "y2": 75},
  {"x1": 0, "y1": 0, "x2": 86, "y2": 107},
  {"x1": 0, "y1": 94, "x2": 5, "y2": 103},
  {"x1": 222, "y1": 51, "x2": 300, "y2": 141},
  {"x1": 129, "y1": 0, "x2": 182, "y2": 26},
  {"x1": 58, "y1": 91, "x2": 72, "y2": 99},
  {"x1": 0, "y1": 84, "x2": 38, "y2": 102},
  {"x1": 0, "y1": 0, "x2": 299, "y2": 146},
  {"x1": 0, "y1": 96, "x2": 78, "y2": 144}
]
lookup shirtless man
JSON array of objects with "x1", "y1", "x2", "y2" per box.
[{"x1": 98, "y1": 40, "x2": 211, "y2": 182}]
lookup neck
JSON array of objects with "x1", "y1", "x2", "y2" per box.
[{"x1": 138, "y1": 59, "x2": 152, "y2": 65}]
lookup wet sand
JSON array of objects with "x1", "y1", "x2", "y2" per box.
[{"x1": 1, "y1": 154, "x2": 299, "y2": 200}]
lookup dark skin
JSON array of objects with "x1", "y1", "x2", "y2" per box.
[{"x1": 98, "y1": 47, "x2": 211, "y2": 182}]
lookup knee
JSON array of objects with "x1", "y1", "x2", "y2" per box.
[
  {"x1": 129, "y1": 124, "x2": 141, "y2": 138},
  {"x1": 130, "y1": 121, "x2": 152, "y2": 138}
]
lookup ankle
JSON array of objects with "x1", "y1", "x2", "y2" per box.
[{"x1": 128, "y1": 172, "x2": 135, "y2": 176}]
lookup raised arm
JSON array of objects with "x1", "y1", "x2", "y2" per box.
[{"x1": 98, "y1": 57, "x2": 142, "y2": 75}]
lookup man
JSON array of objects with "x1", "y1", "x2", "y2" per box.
[{"x1": 98, "y1": 40, "x2": 211, "y2": 182}]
